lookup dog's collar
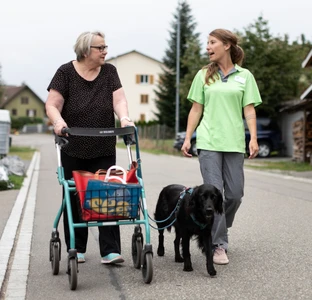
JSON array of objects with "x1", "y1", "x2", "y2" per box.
[
  {"x1": 175, "y1": 187, "x2": 194, "y2": 218},
  {"x1": 184, "y1": 187, "x2": 207, "y2": 230},
  {"x1": 179, "y1": 188, "x2": 208, "y2": 229},
  {"x1": 190, "y1": 213, "x2": 208, "y2": 230}
]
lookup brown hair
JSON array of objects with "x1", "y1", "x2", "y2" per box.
[{"x1": 203, "y1": 29, "x2": 244, "y2": 85}]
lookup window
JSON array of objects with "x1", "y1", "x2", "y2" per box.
[
  {"x1": 140, "y1": 114, "x2": 146, "y2": 122},
  {"x1": 12, "y1": 109, "x2": 17, "y2": 116},
  {"x1": 141, "y1": 75, "x2": 148, "y2": 83},
  {"x1": 136, "y1": 74, "x2": 154, "y2": 84},
  {"x1": 26, "y1": 109, "x2": 36, "y2": 117},
  {"x1": 140, "y1": 94, "x2": 149, "y2": 104},
  {"x1": 21, "y1": 97, "x2": 29, "y2": 104}
]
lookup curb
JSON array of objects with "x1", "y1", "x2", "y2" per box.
[
  {"x1": 0, "y1": 152, "x2": 39, "y2": 296},
  {"x1": 244, "y1": 167, "x2": 312, "y2": 183}
]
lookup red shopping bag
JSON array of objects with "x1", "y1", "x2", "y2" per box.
[{"x1": 72, "y1": 162, "x2": 138, "y2": 203}]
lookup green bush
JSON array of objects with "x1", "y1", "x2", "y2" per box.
[{"x1": 11, "y1": 117, "x2": 43, "y2": 130}]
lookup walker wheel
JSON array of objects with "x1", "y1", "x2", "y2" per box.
[
  {"x1": 67, "y1": 257, "x2": 78, "y2": 290},
  {"x1": 50, "y1": 242, "x2": 60, "y2": 275},
  {"x1": 131, "y1": 233, "x2": 143, "y2": 269},
  {"x1": 142, "y1": 252, "x2": 153, "y2": 284}
]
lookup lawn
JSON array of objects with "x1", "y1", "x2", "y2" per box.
[
  {"x1": 245, "y1": 160, "x2": 312, "y2": 172},
  {"x1": 8, "y1": 146, "x2": 35, "y2": 160}
]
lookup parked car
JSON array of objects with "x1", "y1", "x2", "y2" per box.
[
  {"x1": 173, "y1": 118, "x2": 284, "y2": 158},
  {"x1": 173, "y1": 131, "x2": 197, "y2": 156}
]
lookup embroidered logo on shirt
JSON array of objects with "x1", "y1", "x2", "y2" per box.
[{"x1": 234, "y1": 76, "x2": 246, "y2": 84}]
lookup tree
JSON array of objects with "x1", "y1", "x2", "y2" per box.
[
  {"x1": 237, "y1": 16, "x2": 312, "y2": 117},
  {"x1": 154, "y1": 1, "x2": 203, "y2": 130},
  {"x1": 179, "y1": 37, "x2": 207, "y2": 129}
]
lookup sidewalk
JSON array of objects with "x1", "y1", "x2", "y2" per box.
[
  {"x1": 0, "y1": 190, "x2": 19, "y2": 239},
  {"x1": 0, "y1": 160, "x2": 31, "y2": 239}
]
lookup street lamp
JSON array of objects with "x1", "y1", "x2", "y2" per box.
[{"x1": 175, "y1": 0, "x2": 181, "y2": 136}]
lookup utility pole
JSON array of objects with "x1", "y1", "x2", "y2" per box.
[{"x1": 175, "y1": 0, "x2": 181, "y2": 136}]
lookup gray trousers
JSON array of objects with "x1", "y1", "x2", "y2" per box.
[{"x1": 198, "y1": 150, "x2": 244, "y2": 250}]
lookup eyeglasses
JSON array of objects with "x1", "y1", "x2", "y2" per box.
[{"x1": 90, "y1": 45, "x2": 108, "y2": 52}]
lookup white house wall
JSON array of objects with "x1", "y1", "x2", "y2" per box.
[{"x1": 107, "y1": 52, "x2": 164, "y2": 122}]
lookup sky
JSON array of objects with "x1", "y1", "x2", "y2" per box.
[{"x1": 0, "y1": 0, "x2": 311, "y2": 101}]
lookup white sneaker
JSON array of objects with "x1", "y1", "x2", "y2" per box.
[{"x1": 213, "y1": 247, "x2": 229, "y2": 265}]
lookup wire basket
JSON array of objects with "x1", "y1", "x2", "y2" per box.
[{"x1": 78, "y1": 180, "x2": 141, "y2": 221}]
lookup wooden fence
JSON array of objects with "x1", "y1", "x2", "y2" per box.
[{"x1": 136, "y1": 124, "x2": 176, "y2": 140}]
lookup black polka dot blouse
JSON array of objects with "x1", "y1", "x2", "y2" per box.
[{"x1": 47, "y1": 61, "x2": 122, "y2": 159}]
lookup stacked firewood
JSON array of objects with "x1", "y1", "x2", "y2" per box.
[
  {"x1": 306, "y1": 121, "x2": 312, "y2": 164},
  {"x1": 292, "y1": 118, "x2": 312, "y2": 163},
  {"x1": 292, "y1": 119, "x2": 304, "y2": 161}
]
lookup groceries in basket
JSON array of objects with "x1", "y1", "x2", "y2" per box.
[
  {"x1": 73, "y1": 165, "x2": 141, "y2": 220},
  {"x1": 72, "y1": 162, "x2": 138, "y2": 204},
  {"x1": 84, "y1": 180, "x2": 140, "y2": 218}
]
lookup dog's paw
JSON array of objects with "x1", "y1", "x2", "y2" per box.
[
  {"x1": 183, "y1": 265, "x2": 193, "y2": 272},
  {"x1": 208, "y1": 269, "x2": 217, "y2": 277},
  {"x1": 157, "y1": 247, "x2": 165, "y2": 256},
  {"x1": 175, "y1": 256, "x2": 184, "y2": 263}
]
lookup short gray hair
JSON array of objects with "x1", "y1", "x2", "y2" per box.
[{"x1": 74, "y1": 31, "x2": 105, "y2": 61}]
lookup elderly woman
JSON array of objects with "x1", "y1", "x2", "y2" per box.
[{"x1": 46, "y1": 31, "x2": 133, "y2": 264}]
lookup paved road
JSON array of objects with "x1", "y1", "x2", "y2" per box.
[{"x1": 1, "y1": 133, "x2": 312, "y2": 300}]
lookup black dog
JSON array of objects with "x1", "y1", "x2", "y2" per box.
[{"x1": 154, "y1": 184, "x2": 223, "y2": 276}]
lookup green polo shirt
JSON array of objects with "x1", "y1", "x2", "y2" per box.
[{"x1": 187, "y1": 64, "x2": 262, "y2": 153}]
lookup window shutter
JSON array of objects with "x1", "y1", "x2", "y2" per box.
[
  {"x1": 140, "y1": 114, "x2": 146, "y2": 121},
  {"x1": 136, "y1": 75, "x2": 140, "y2": 83},
  {"x1": 149, "y1": 75, "x2": 154, "y2": 84}
]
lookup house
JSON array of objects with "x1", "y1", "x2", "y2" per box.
[
  {"x1": 280, "y1": 49, "x2": 312, "y2": 161},
  {"x1": 106, "y1": 50, "x2": 164, "y2": 122},
  {"x1": 0, "y1": 84, "x2": 46, "y2": 119}
]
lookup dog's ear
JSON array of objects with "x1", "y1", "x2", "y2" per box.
[{"x1": 214, "y1": 187, "x2": 224, "y2": 214}]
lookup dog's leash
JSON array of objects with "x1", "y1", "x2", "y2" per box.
[{"x1": 147, "y1": 187, "x2": 193, "y2": 231}]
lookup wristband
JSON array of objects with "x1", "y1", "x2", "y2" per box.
[{"x1": 120, "y1": 116, "x2": 131, "y2": 122}]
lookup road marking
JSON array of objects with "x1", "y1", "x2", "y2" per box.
[{"x1": 0, "y1": 152, "x2": 39, "y2": 299}]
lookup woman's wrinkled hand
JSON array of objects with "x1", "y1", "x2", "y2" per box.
[
  {"x1": 53, "y1": 119, "x2": 68, "y2": 136},
  {"x1": 120, "y1": 120, "x2": 135, "y2": 128}
]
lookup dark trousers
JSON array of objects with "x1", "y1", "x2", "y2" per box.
[{"x1": 61, "y1": 151, "x2": 121, "y2": 257}]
